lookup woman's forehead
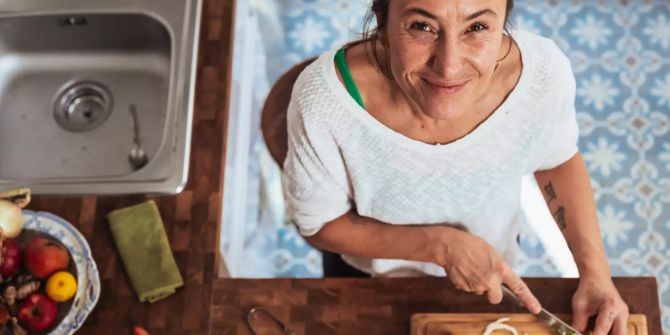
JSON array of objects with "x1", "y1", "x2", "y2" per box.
[{"x1": 390, "y1": 0, "x2": 507, "y2": 19}]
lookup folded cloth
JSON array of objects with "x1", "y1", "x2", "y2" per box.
[{"x1": 107, "y1": 200, "x2": 184, "y2": 303}]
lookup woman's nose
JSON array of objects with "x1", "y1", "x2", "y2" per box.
[{"x1": 430, "y1": 37, "x2": 463, "y2": 78}]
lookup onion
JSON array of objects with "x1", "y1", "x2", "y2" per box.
[
  {"x1": 0, "y1": 200, "x2": 23, "y2": 238},
  {"x1": 482, "y1": 317, "x2": 520, "y2": 335}
]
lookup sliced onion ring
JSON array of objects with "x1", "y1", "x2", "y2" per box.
[{"x1": 482, "y1": 317, "x2": 520, "y2": 335}]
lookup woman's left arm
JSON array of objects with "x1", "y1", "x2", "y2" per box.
[{"x1": 534, "y1": 152, "x2": 629, "y2": 335}]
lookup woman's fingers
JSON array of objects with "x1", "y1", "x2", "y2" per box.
[
  {"x1": 446, "y1": 265, "x2": 472, "y2": 292},
  {"x1": 593, "y1": 308, "x2": 617, "y2": 335},
  {"x1": 593, "y1": 302, "x2": 629, "y2": 335},
  {"x1": 570, "y1": 276, "x2": 630, "y2": 335},
  {"x1": 501, "y1": 266, "x2": 541, "y2": 314},
  {"x1": 482, "y1": 272, "x2": 503, "y2": 304},
  {"x1": 611, "y1": 309, "x2": 629, "y2": 335},
  {"x1": 448, "y1": 266, "x2": 496, "y2": 297},
  {"x1": 441, "y1": 234, "x2": 518, "y2": 305},
  {"x1": 486, "y1": 285, "x2": 503, "y2": 304},
  {"x1": 570, "y1": 298, "x2": 590, "y2": 332}
]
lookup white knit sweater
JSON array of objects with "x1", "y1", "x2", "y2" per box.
[{"x1": 283, "y1": 29, "x2": 579, "y2": 277}]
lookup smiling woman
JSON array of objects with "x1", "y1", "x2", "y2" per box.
[{"x1": 281, "y1": 0, "x2": 629, "y2": 334}]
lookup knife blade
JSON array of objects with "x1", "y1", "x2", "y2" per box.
[{"x1": 501, "y1": 285, "x2": 584, "y2": 335}]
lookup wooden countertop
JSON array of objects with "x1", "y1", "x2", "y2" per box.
[
  {"x1": 211, "y1": 277, "x2": 663, "y2": 335},
  {"x1": 21, "y1": 1, "x2": 664, "y2": 335}
]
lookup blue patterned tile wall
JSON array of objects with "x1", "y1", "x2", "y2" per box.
[{"x1": 238, "y1": 0, "x2": 669, "y2": 332}]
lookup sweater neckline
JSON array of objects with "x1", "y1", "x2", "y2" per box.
[{"x1": 323, "y1": 29, "x2": 535, "y2": 153}]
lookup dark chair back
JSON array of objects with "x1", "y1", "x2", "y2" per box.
[{"x1": 261, "y1": 59, "x2": 315, "y2": 167}]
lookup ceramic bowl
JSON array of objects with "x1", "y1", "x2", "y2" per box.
[{"x1": 21, "y1": 210, "x2": 100, "y2": 335}]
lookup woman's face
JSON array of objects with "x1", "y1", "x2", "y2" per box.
[{"x1": 382, "y1": 0, "x2": 508, "y2": 120}]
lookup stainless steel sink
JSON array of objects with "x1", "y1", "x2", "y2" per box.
[{"x1": 0, "y1": 0, "x2": 201, "y2": 194}]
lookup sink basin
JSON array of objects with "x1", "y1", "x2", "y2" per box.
[{"x1": 0, "y1": 0, "x2": 202, "y2": 194}]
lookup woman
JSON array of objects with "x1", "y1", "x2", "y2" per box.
[{"x1": 282, "y1": 0, "x2": 629, "y2": 334}]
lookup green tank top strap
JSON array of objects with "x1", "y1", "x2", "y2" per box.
[{"x1": 334, "y1": 48, "x2": 365, "y2": 109}]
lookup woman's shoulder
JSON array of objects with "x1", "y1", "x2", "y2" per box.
[
  {"x1": 288, "y1": 49, "x2": 351, "y2": 128},
  {"x1": 292, "y1": 43, "x2": 379, "y2": 97},
  {"x1": 292, "y1": 49, "x2": 338, "y2": 98},
  {"x1": 513, "y1": 29, "x2": 574, "y2": 95},
  {"x1": 514, "y1": 29, "x2": 572, "y2": 71},
  {"x1": 290, "y1": 50, "x2": 340, "y2": 109}
]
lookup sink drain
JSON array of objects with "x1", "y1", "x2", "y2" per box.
[{"x1": 53, "y1": 81, "x2": 113, "y2": 132}]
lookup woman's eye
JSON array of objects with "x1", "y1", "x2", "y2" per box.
[
  {"x1": 410, "y1": 22, "x2": 433, "y2": 33},
  {"x1": 467, "y1": 22, "x2": 489, "y2": 33}
]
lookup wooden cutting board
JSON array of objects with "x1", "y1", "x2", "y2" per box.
[{"x1": 411, "y1": 313, "x2": 648, "y2": 334}]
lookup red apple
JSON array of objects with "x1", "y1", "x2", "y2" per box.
[
  {"x1": 0, "y1": 238, "x2": 22, "y2": 277},
  {"x1": 24, "y1": 237, "x2": 69, "y2": 278},
  {"x1": 17, "y1": 293, "x2": 58, "y2": 332}
]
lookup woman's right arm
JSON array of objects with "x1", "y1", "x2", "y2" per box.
[
  {"x1": 305, "y1": 210, "x2": 542, "y2": 314},
  {"x1": 305, "y1": 210, "x2": 445, "y2": 264}
]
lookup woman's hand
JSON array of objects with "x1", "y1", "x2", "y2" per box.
[
  {"x1": 571, "y1": 274, "x2": 629, "y2": 335},
  {"x1": 433, "y1": 227, "x2": 542, "y2": 314}
]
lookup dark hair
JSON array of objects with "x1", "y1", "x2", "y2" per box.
[{"x1": 361, "y1": 0, "x2": 515, "y2": 75}]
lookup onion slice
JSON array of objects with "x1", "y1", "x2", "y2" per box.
[{"x1": 482, "y1": 317, "x2": 520, "y2": 335}]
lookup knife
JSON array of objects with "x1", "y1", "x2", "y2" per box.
[{"x1": 501, "y1": 285, "x2": 585, "y2": 335}]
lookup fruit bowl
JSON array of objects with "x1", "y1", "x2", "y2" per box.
[{"x1": 20, "y1": 210, "x2": 100, "y2": 335}]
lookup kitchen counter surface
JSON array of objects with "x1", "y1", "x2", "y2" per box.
[
  {"x1": 211, "y1": 277, "x2": 662, "y2": 335},
  {"x1": 22, "y1": 1, "x2": 664, "y2": 335}
]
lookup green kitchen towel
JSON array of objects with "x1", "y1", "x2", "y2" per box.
[{"x1": 107, "y1": 200, "x2": 184, "y2": 303}]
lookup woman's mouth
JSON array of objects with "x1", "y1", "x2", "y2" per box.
[{"x1": 422, "y1": 78, "x2": 469, "y2": 95}]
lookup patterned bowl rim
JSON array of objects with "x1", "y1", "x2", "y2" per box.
[{"x1": 21, "y1": 210, "x2": 101, "y2": 335}]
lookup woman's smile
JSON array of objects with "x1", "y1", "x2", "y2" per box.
[{"x1": 421, "y1": 77, "x2": 471, "y2": 96}]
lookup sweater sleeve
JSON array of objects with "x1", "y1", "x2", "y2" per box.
[
  {"x1": 282, "y1": 71, "x2": 352, "y2": 236},
  {"x1": 534, "y1": 50, "x2": 580, "y2": 171}
]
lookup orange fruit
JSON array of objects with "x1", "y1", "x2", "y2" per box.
[{"x1": 45, "y1": 271, "x2": 77, "y2": 302}]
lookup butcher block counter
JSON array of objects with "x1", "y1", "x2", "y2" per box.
[{"x1": 211, "y1": 277, "x2": 662, "y2": 335}]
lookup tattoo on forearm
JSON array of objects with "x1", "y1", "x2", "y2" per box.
[
  {"x1": 543, "y1": 181, "x2": 557, "y2": 204},
  {"x1": 542, "y1": 180, "x2": 566, "y2": 230},
  {"x1": 554, "y1": 207, "x2": 567, "y2": 230}
]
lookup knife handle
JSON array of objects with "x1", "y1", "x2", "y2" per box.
[{"x1": 501, "y1": 285, "x2": 524, "y2": 307}]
